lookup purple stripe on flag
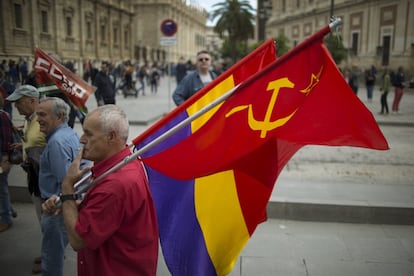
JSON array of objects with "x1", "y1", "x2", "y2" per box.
[
  {"x1": 139, "y1": 111, "x2": 217, "y2": 275},
  {"x1": 146, "y1": 168, "x2": 216, "y2": 275}
]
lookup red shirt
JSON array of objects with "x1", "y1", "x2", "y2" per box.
[
  {"x1": 75, "y1": 147, "x2": 159, "y2": 276},
  {"x1": 0, "y1": 110, "x2": 12, "y2": 154}
]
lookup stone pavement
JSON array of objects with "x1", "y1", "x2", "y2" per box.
[
  {"x1": 3, "y1": 76, "x2": 414, "y2": 275},
  {"x1": 1, "y1": 203, "x2": 413, "y2": 276}
]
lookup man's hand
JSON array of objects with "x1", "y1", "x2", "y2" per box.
[
  {"x1": 0, "y1": 160, "x2": 11, "y2": 173},
  {"x1": 42, "y1": 195, "x2": 60, "y2": 215},
  {"x1": 62, "y1": 147, "x2": 92, "y2": 195},
  {"x1": 9, "y1": 142, "x2": 22, "y2": 151}
]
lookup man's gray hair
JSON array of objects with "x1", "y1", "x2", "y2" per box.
[
  {"x1": 39, "y1": 97, "x2": 70, "y2": 123},
  {"x1": 92, "y1": 104, "x2": 129, "y2": 142}
]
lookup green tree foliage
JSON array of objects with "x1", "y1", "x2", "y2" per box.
[
  {"x1": 324, "y1": 34, "x2": 346, "y2": 64},
  {"x1": 242, "y1": 33, "x2": 289, "y2": 60},
  {"x1": 210, "y1": 0, "x2": 255, "y2": 62},
  {"x1": 274, "y1": 33, "x2": 290, "y2": 57},
  {"x1": 221, "y1": 38, "x2": 245, "y2": 63}
]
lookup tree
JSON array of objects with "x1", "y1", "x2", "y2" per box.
[
  {"x1": 220, "y1": 38, "x2": 245, "y2": 65},
  {"x1": 274, "y1": 33, "x2": 290, "y2": 57},
  {"x1": 325, "y1": 34, "x2": 346, "y2": 64},
  {"x1": 210, "y1": 0, "x2": 255, "y2": 62}
]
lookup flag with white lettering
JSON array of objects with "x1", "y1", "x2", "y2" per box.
[{"x1": 34, "y1": 48, "x2": 95, "y2": 112}]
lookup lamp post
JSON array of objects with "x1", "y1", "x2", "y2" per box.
[
  {"x1": 328, "y1": 0, "x2": 335, "y2": 52},
  {"x1": 258, "y1": 0, "x2": 272, "y2": 41}
]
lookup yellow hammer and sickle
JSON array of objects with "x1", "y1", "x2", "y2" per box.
[{"x1": 226, "y1": 77, "x2": 295, "y2": 138}]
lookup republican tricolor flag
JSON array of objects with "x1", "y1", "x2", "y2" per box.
[{"x1": 133, "y1": 22, "x2": 388, "y2": 275}]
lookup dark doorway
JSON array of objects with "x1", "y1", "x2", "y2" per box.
[{"x1": 382, "y1": 35, "x2": 391, "y2": 66}]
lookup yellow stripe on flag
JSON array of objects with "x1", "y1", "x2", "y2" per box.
[
  {"x1": 187, "y1": 76, "x2": 235, "y2": 133},
  {"x1": 195, "y1": 171, "x2": 250, "y2": 275}
]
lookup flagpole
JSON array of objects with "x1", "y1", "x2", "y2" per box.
[{"x1": 55, "y1": 84, "x2": 240, "y2": 206}]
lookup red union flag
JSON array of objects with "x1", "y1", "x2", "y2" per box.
[{"x1": 34, "y1": 48, "x2": 95, "y2": 112}]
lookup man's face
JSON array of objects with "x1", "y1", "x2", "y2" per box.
[
  {"x1": 196, "y1": 53, "x2": 211, "y2": 71},
  {"x1": 80, "y1": 112, "x2": 109, "y2": 162},
  {"x1": 101, "y1": 63, "x2": 109, "y2": 74},
  {"x1": 14, "y1": 96, "x2": 36, "y2": 117},
  {"x1": 36, "y1": 100, "x2": 62, "y2": 135}
]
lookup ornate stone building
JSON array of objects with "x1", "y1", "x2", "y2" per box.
[
  {"x1": 266, "y1": 0, "x2": 414, "y2": 75},
  {"x1": 0, "y1": 0, "x2": 208, "y2": 72},
  {"x1": 133, "y1": 0, "x2": 208, "y2": 65}
]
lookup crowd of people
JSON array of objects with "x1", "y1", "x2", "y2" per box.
[
  {"x1": 342, "y1": 64, "x2": 407, "y2": 115},
  {"x1": 0, "y1": 54, "x2": 167, "y2": 275},
  {"x1": 1, "y1": 59, "x2": 29, "y2": 87},
  {"x1": 1, "y1": 77, "x2": 160, "y2": 274},
  {"x1": 83, "y1": 60, "x2": 165, "y2": 103}
]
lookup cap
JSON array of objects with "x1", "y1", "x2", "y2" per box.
[{"x1": 6, "y1": 85, "x2": 39, "y2": 102}]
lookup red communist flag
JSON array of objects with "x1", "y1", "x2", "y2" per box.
[{"x1": 141, "y1": 32, "x2": 388, "y2": 181}]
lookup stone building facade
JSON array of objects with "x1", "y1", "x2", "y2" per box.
[
  {"x1": 133, "y1": 0, "x2": 208, "y2": 65},
  {"x1": 266, "y1": 0, "x2": 414, "y2": 75},
  {"x1": 0, "y1": 0, "x2": 208, "y2": 72}
]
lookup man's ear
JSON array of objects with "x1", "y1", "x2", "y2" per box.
[{"x1": 107, "y1": 130, "x2": 117, "y2": 142}]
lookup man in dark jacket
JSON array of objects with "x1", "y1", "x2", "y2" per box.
[
  {"x1": 93, "y1": 61, "x2": 115, "y2": 105},
  {"x1": 172, "y1": 51, "x2": 216, "y2": 106}
]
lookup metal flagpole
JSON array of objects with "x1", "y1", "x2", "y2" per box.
[
  {"x1": 55, "y1": 84, "x2": 240, "y2": 206},
  {"x1": 168, "y1": 47, "x2": 172, "y2": 111}
]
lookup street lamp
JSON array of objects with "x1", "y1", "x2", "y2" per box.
[{"x1": 328, "y1": 0, "x2": 335, "y2": 52}]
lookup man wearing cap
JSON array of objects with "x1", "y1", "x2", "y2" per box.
[{"x1": 7, "y1": 84, "x2": 46, "y2": 273}]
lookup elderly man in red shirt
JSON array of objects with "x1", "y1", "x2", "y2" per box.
[{"x1": 43, "y1": 104, "x2": 159, "y2": 275}]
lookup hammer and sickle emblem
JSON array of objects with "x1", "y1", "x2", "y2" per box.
[{"x1": 226, "y1": 78, "x2": 295, "y2": 138}]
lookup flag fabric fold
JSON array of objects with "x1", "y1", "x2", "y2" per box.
[
  {"x1": 34, "y1": 48, "x2": 95, "y2": 113},
  {"x1": 135, "y1": 26, "x2": 388, "y2": 276}
]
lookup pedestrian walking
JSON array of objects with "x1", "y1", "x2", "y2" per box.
[
  {"x1": 379, "y1": 68, "x2": 391, "y2": 115},
  {"x1": 391, "y1": 66, "x2": 405, "y2": 114}
]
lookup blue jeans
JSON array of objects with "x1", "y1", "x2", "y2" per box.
[
  {"x1": 0, "y1": 171, "x2": 12, "y2": 224},
  {"x1": 138, "y1": 77, "x2": 146, "y2": 95},
  {"x1": 41, "y1": 213, "x2": 68, "y2": 276}
]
